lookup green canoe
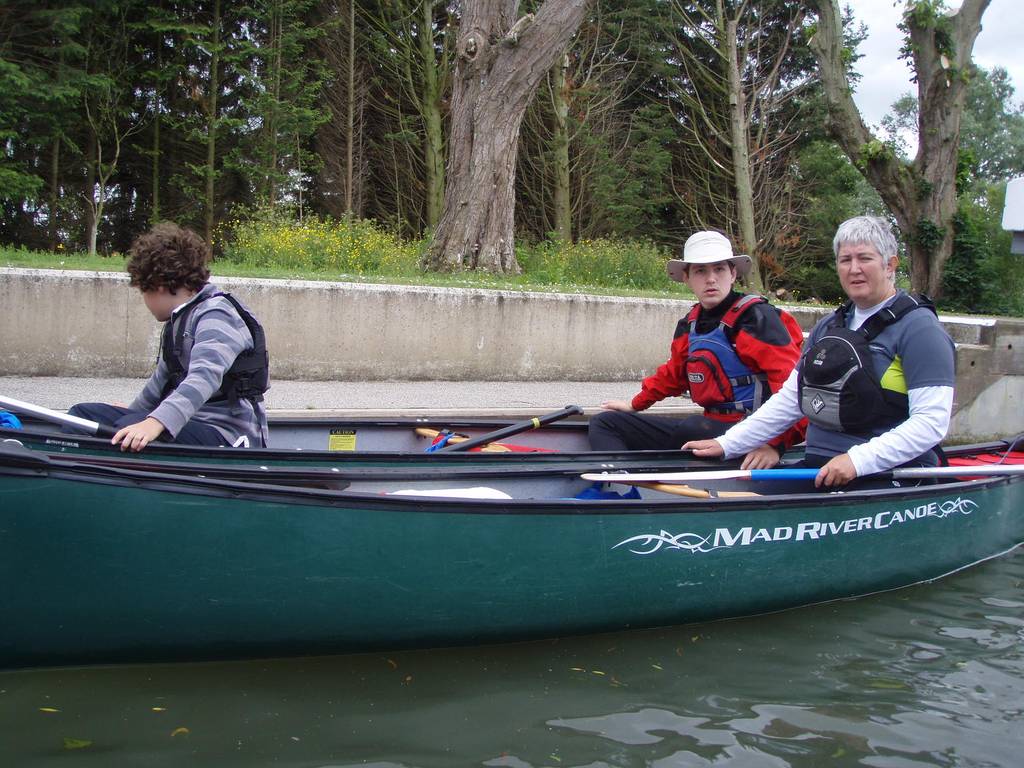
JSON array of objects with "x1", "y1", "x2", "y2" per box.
[{"x1": 2, "y1": 440, "x2": 1021, "y2": 669}]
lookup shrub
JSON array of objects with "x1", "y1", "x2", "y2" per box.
[
  {"x1": 515, "y1": 237, "x2": 679, "y2": 291},
  {"x1": 220, "y1": 208, "x2": 421, "y2": 277}
]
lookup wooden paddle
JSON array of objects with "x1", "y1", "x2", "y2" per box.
[
  {"x1": 434, "y1": 405, "x2": 585, "y2": 453},
  {"x1": 0, "y1": 395, "x2": 118, "y2": 439},
  {"x1": 632, "y1": 481, "x2": 760, "y2": 499}
]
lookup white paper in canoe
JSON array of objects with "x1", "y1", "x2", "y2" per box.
[{"x1": 388, "y1": 486, "x2": 513, "y2": 499}]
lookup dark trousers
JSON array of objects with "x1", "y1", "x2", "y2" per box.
[
  {"x1": 66, "y1": 402, "x2": 227, "y2": 446},
  {"x1": 588, "y1": 410, "x2": 733, "y2": 451}
]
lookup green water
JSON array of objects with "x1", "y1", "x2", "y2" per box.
[{"x1": 2, "y1": 548, "x2": 1021, "y2": 767}]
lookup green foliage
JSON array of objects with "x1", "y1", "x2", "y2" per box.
[
  {"x1": 857, "y1": 139, "x2": 896, "y2": 170},
  {"x1": 955, "y1": 147, "x2": 976, "y2": 195},
  {"x1": 788, "y1": 140, "x2": 883, "y2": 303},
  {"x1": 0, "y1": 3, "x2": 90, "y2": 236},
  {"x1": 0, "y1": 166, "x2": 43, "y2": 204},
  {"x1": 515, "y1": 237, "x2": 680, "y2": 292},
  {"x1": 11, "y1": 209, "x2": 688, "y2": 296},
  {"x1": 219, "y1": 207, "x2": 421, "y2": 276},
  {"x1": 942, "y1": 184, "x2": 1022, "y2": 315},
  {"x1": 0, "y1": 0, "x2": 1020, "y2": 320},
  {"x1": 912, "y1": 219, "x2": 945, "y2": 254},
  {"x1": 899, "y1": 0, "x2": 956, "y2": 72},
  {"x1": 224, "y1": 0, "x2": 328, "y2": 205},
  {"x1": 959, "y1": 66, "x2": 1024, "y2": 181},
  {"x1": 571, "y1": 107, "x2": 677, "y2": 242}
]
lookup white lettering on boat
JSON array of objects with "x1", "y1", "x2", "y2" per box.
[{"x1": 613, "y1": 497, "x2": 980, "y2": 555}]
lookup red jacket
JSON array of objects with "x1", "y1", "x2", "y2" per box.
[{"x1": 632, "y1": 291, "x2": 807, "y2": 450}]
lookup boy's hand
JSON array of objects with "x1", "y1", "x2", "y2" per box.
[
  {"x1": 740, "y1": 444, "x2": 781, "y2": 470},
  {"x1": 599, "y1": 399, "x2": 634, "y2": 412},
  {"x1": 112, "y1": 417, "x2": 166, "y2": 452},
  {"x1": 682, "y1": 439, "x2": 724, "y2": 457}
]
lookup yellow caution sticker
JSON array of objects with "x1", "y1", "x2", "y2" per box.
[{"x1": 328, "y1": 429, "x2": 357, "y2": 452}]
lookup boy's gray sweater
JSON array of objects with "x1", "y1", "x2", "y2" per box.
[{"x1": 129, "y1": 283, "x2": 269, "y2": 447}]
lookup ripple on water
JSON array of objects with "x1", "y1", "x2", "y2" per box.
[{"x1": 1, "y1": 549, "x2": 1021, "y2": 767}]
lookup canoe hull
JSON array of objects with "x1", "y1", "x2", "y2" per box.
[{"x1": 2, "y1": 460, "x2": 1020, "y2": 669}]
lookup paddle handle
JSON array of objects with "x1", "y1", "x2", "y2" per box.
[
  {"x1": 437, "y1": 405, "x2": 584, "y2": 453},
  {"x1": 0, "y1": 395, "x2": 118, "y2": 439}
]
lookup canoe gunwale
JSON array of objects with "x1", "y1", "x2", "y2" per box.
[
  {"x1": 3, "y1": 442, "x2": 1019, "y2": 515},
  {"x1": 0, "y1": 423, "x2": 703, "y2": 465}
]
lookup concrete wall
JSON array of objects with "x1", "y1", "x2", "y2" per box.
[{"x1": 3, "y1": 268, "x2": 1022, "y2": 441}]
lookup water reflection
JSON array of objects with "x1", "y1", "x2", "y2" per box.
[{"x1": 2, "y1": 549, "x2": 1021, "y2": 767}]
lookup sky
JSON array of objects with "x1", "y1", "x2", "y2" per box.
[{"x1": 846, "y1": 0, "x2": 1023, "y2": 129}]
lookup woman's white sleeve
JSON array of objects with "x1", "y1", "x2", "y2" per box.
[{"x1": 717, "y1": 368, "x2": 803, "y2": 458}]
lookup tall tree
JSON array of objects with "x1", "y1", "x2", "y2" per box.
[
  {"x1": 424, "y1": 0, "x2": 590, "y2": 272},
  {"x1": 667, "y1": 0, "x2": 813, "y2": 291},
  {"x1": 228, "y1": 0, "x2": 326, "y2": 209},
  {"x1": 205, "y1": 0, "x2": 222, "y2": 243},
  {"x1": 363, "y1": 0, "x2": 452, "y2": 229},
  {"x1": 81, "y1": 2, "x2": 146, "y2": 255},
  {"x1": 807, "y1": 0, "x2": 990, "y2": 297},
  {"x1": 516, "y1": 0, "x2": 639, "y2": 243},
  {"x1": 959, "y1": 66, "x2": 1024, "y2": 182},
  {"x1": 0, "y1": 2, "x2": 90, "y2": 247},
  {"x1": 313, "y1": 0, "x2": 366, "y2": 217}
]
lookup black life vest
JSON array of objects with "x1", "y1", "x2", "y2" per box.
[
  {"x1": 160, "y1": 291, "x2": 270, "y2": 405},
  {"x1": 684, "y1": 294, "x2": 770, "y2": 415},
  {"x1": 798, "y1": 293, "x2": 936, "y2": 434}
]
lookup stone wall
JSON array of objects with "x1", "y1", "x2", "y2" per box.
[{"x1": 2, "y1": 268, "x2": 1021, "y2": 441}]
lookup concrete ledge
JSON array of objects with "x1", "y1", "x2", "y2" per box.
[
  {"x1": 2, "y1": 268, "x2": 703, "y2": 381},
  {"x1": 2, "y1": 268, "x2": 1022, "y2": 442}
]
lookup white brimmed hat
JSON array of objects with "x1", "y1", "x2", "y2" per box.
[{"x1": 667, "y1": 231, "x2": 752, "y2": 282}]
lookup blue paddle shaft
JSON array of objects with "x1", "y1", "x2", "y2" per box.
[{"x1": 750, "y1": 468, "x2": 821, "y2": 480}]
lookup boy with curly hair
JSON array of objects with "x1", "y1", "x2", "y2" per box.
[{"x1": 68, "y1": 222, "x2": 269, "y2": 451}]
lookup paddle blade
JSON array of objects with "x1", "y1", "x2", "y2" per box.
[{"x1": 0, "y1": 394, "x2": 117, "y2": 439}]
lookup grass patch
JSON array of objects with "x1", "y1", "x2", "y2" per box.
[
  {"x1": 1, "y1": 245, "x2": 129, "y2": 272},
  {"x1": 3, "y1": 214, "x2": 697, "y2": 300}
]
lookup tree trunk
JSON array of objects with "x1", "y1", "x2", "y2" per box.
[
  {"x1": 551, "y1": 53, "x2": 571, "y2": 242},
  {"x1": 424, "y1": 0, "x2": 590, "y2": 272},
  {"x1": 345, "y1": 0, "x2": 355, "y2": 214},
  {"x1": 725, "y1": 16, "x2": 763, "y2": 292},
  {"x1": 151, "y1": 104, "x2": 161, "y2": 223},
  {"x1": 151, "y1": 25, "x2": 162, "y2": 223},
  {"x1": 85, "y1": 124, "x2": 97, "y2": 256},
  {"x1": 48, "y1": 136, "x2": 60, "y2": 250},
  {"x1": 268, "y1": 0, "x2": 282, "y2": 206},
  {"x1": 205, "y1": 0, "x2": 221, "y2": 244},
  {"x1": 808, "y1": 0, "x2": 990, "y2": 298},
  {"x1": 420, "y1": 0, "x2": 446, "y2": 230}
]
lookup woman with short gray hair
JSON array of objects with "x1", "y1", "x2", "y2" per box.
[{"x1": 832, "y1": 215, "x2": 899, "y2": 260}]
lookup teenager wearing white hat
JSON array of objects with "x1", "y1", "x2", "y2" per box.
[{"x1": 589, "y1": 230, "x2": 805, "y2": 466}]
